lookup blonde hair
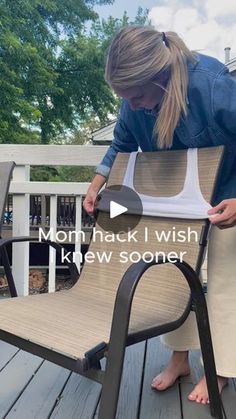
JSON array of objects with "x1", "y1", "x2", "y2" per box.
[{"x1": 105, "y1": 25, "x2": 197, "y2": 148}]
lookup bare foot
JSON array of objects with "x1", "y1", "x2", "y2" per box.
[
  {"x1": 151, "y1": 351, "x2": 190, "y2": 391},
  {"x1": 188, "y1": 375, "x2": 228, "y2": 404}
]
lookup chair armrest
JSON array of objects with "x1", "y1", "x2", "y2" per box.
[
  {"x1": 116, "y1": 257, "x2": 203, "y2": 311},
  {"x1": 107, "y1": 257, "x2": 204, "y2": 357}
]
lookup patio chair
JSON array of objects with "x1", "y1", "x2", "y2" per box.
[{"x1": 0, "y1": 147, "x2": 225, "y2": 419}]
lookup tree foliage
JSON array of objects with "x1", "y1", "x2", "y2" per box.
[
  {"x1": 0, "y1": 0, "x2": 115, "y2": 143},
  {"x1": 0, "y1": 1, "x2": 149, "y2": 146},
  {"x1": 90, "y1": 6, "x2": 149, "y2": 51}
]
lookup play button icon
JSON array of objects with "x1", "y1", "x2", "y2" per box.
[
  {"x1": 96, "y1": 184, "x2": 143, "y2": 234},
  {"x1": 110, "y1": 201, "x2": 128, "y2": 219}
]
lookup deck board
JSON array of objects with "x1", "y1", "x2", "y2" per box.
[
  {"x1": 0, "y1": 340, "x2": 234, "y2": 419},
  {"x1": 0, "y1": 341, "x2": 19, "y2": 371},
  {"x1": 221, "y1": 379, "x2": 236, "y2": 419},
  {"x1": 139, "y1": 337, "x2": 181, "y2": 419},
  {"x1": 6, "y1": 361, "x2": 71, "y2": 419},
  {"x1": 0, "y1": 350, "x2": 43, "y2": 418},
  {"x1": 50, "y1": 371, "x2": 101, "y2": 419}
]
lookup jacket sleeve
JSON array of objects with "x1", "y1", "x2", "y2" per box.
[
  {"x1": 212, "y1": 69, "x2": 236, "y2": 136},
  {"x1": 95, "y1": 101, "x2": 138, "y2": 177}
]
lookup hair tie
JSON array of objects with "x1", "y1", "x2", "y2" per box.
[{"x1": 162, "y1": 32, "x2": 169, "y2": 48}]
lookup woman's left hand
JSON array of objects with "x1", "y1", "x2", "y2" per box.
[{"x1": 208, "y1": 198, "x2": 236, "y2": 229}]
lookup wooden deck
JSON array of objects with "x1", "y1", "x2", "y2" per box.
[{"x1": 0, "y1": 338, "x2": 235, "y2": 419}]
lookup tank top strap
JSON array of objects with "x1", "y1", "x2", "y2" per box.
[
  {"x1": 122, "y1": 151, "x2": 138, "y2": 189},
  {"x1": 181, "y1": 148, "x2": 204, "y2": 200}
]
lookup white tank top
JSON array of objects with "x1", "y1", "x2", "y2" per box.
[{"x1": 122, "y1": 149, "x2": 212, "y2": 219}]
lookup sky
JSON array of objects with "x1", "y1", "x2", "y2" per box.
[{"x1": 94, "y1": 0, "x2": 236, "y2": 63}]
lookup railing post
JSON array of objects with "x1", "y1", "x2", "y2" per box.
[
  {"x1": 12, "y1": 165, "x2": 30, "y2": 296},
  {"x1": 48, "y1": 195, "x2": 57, "y2": 292},
  {"x1": 41, "y1": 194, "x2": 47, "y2": 230},
  {"x1": 75, "y1": 195, "x2": 82, "y2": 272}
]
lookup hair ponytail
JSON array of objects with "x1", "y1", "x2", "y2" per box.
[{"x1": 155, "y1": 31, "x2": 196, "y2": 147}]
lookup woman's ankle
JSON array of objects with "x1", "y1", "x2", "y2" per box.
[{"x1": 172, "y1": 350, "x2": 189, "y2": 358}]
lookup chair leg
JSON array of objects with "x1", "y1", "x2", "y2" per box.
[
  {"x1": 194, "y1": 299, "x2": 224, "y2": 419},
  {"x1": 98, "y1": 344, "x2": 126, "y2": 419},
  {"x1": 0, "y1": 246, "x2": 17, "y2": 297}
]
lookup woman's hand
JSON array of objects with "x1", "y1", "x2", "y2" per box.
[
  {"x1": 83, "y1": 187, "x2": 98, "y2": 216},
  {"x1": 83, "y1": 174, "x2": 107, "y2": 216},
  {"x1": 208, "y1": 198, "x2": 236, "y2": 229}
]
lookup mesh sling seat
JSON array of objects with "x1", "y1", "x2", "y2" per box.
[{"x1": 0, "y1": 147, "x2": 224, "y2": 419}]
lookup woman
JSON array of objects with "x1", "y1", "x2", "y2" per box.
[{"x1": 83, "y1": 25, "x2": 236, "y2": 405}]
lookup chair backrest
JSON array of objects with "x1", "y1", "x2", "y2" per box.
[
  {"x1": 0, "y1": 162, "x2": 15, "y2": 235},
  {"x1": 73, "y1": 147, "x2": 224, "y2": 334}
]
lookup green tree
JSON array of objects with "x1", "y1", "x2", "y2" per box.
[
  {"x1": 0, "y1": 0, "x2": 114, "y2": 143},
  {"x1": 90, "y1": 7, "x2": 149, "y2": 51},
  {"x1": 0, "y1": 1, "x2": 149, "y2": 146}
]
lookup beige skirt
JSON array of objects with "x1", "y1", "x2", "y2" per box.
[{"x1": 162, "y1": 224, "x2": 236, "y2": 377}]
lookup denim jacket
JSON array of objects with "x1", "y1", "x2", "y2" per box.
[{"x1": 96, "y1": 54, "x2": 236, "y2": 204}]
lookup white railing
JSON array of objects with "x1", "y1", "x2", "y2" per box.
[{"x1": 0, "y1": 145, "x2": 108, "y2": 296}]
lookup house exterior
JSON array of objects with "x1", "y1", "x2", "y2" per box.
[
  {"x1": 91, "y1": 120, "x2": 117, "y2": 145},
  {"x1": 228, "y1": 57, "x2": 236, "y2": 78}
]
